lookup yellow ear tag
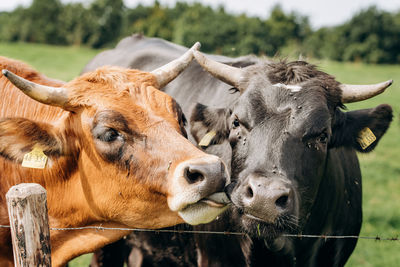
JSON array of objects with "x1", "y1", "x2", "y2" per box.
[
  {"x1": 22, "y1": 147, "x2": 48, "y2": 169},
  {"x1": 357, "y1": 127, "x2": 376, "y2": 150},
  {"x1": 198, "y1": 131, "x2": 217, "y2": 147}
]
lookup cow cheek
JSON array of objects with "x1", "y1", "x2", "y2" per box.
[
  {"x1": 297, "y1": 148, "x2": 327, "y2": 215},
  {"x1": 109, "y1": 184, "x2": 183, "y2": 228},
  {"x1": 77, "y1": 150, "x2": 182, "y2": 227},
  {"x1": 117, "y1": 144, "x2": 185, "y2": 226}
]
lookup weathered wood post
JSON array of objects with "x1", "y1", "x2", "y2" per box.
[{"x1": 6, "y1": 183, "x2": 51, "y2": 267}]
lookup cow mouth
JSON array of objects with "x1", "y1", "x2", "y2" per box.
[
  {"x1": 236, "y1": 208, "x2": 298, "y2": 241},
  {"x1": 178, "y1": 192, "x2": 230, "y2": 225},
  {"x1": 199, "y1": 192, "x2": 230, "y2": 208},
  {"x1": 244, "y1": 213, "x2": 268, "y2": 222}
]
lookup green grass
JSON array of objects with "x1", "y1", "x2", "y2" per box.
[
  {"x1": 0, "y1": 42, "x2": 101, "y2": 81},
  {"x1": 1, "y1": 42, "x2": 399, "y2": 266}
]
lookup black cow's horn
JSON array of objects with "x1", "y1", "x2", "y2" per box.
[
  {"x1": 151, "y1": 42, "x2": 201, "y2": 88},
  {"x1": 340, "y1": 80, "x2": 393, "y2": 103},
  {"x1": 193, "y1": 51, "x2": 245, "y2": 91},
  {"x1": 2, "y1": 69, "x2": 68, "y2": 108}
]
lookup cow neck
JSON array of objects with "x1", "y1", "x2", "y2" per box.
[{"x1": 50, "y1": 221, "x2": 131, "y2": 267}]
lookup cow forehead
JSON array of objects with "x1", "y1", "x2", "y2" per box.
[
  {"x1": 67, "y1": 67, "x2": 155, "y2": 99},
  {"x1": 235, "y1": 81, "x2": 329, "y2": 124},
  {"x1": 64, "y1": 66, "x2": 178, "y2": 116},
  {"x1": 240, "y1": 61, "x2": 342, "y2": 106}
]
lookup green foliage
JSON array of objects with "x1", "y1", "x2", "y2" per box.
[
  {"x1": 263, "y1": 5, "x2": 308, "y2": 56},
  {"x1": 304, "y1": 7, "x2": 400, "y2": 63},
  {"x1": 0, "y1": 8, "x2": 24, "y2": 42},
  {"x1": 129, "y1": 1, "x2": 175, "y2": 41},
  {"x1": 87, "y1": 0, "x2": 124, "y2": 48},
  {"x1": 21, "y1": 0, "x2": 64, "y2": 44},
  {"x1": 0, "y1": 1, "x2": 399, "y2": 62},
  {"x1": 233, "y1": 15, "x2": 269, "y2": 56},
  {"x1": 0, "y1": 0, "x2": 309, "y2": 57},
  {"x1": 58, "y1": 3, "x2": 94, "y2": 46},
  {"x1": 173, "y1": 4, "x2": 238, "y2": 54}
]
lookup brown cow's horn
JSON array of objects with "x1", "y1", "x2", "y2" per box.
[
  {"x1": 340, "y1": 80, "x2": 393, "y2": 103},
  {"x1": 151, "y1": 42, "x2": 201, "y2": 88},
  {"x1": 2, "y1": 69, "x2": 68, "y2": 108},
  {"x1": 193, "y1": 51, "x2": 245, "y2": 90}
]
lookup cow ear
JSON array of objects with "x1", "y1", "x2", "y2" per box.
[
  {"x1": 189, "y1": 103, "x2": 229, "y2": 146},
  {"x1": 330, "y1": 104, "x2": 392, "y2": 152},
  {"x1": 0, "y1": 118, "x2": 64, "y2": 163}
]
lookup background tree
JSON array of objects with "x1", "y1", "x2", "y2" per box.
[
  {"x1": 173, "y1": 4, "x2": 238, "y2": 54},
  {"x1": 24, "y1": 0, "x2": 64, "y2": 44},
  {"x1": 0, "y1": 0, "x2": 398, "y2": 63},
  {"x1": 58, "y1": 3, "x2": 93, "y2": 46},
  {"x1": 129, "y1": 1, "x2": 175, "y2": 41},
  {"x1": 87, "y1": 0, "x2": 124, "y2": 48},
  {"x1": 304, "y1": 6, "x2": 400, "y2": 63}
]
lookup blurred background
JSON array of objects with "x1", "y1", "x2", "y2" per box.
[
  {"x1": 0, "y1": 0, "x2": 400, "y2": 63},
  {"x1": 0, "y1": 1, "x2": 399, "y2": 266}
]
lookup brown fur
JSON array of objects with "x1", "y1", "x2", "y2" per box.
[{"x1": 0, "y1": 57, "x2": 209, "y2": 266}]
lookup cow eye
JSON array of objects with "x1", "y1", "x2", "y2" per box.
[
  {"x1": 99, "y1": 128, "x2": 120, "y2": 142},
  {"x1": 317, "y1": 132, "x2": 328, "y2": 144},
  {"x1": 233, "y1": 118, "x2": 240, "y2": 128}
]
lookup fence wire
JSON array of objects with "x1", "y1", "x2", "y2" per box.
[{"x1": 1, "y1": 224, "x2": 399, "y2": 241}]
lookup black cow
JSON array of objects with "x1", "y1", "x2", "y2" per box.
[{"x1": 83, "y1": 34, "x2": 393, "y2": 267}]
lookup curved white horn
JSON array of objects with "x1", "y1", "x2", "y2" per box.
[
  {"x1": 2, "y1": 69, "x2": 68, "y2": 108},
  {"x1": 340, "y1": 80, "x2": 393, "y2": 103},
  {"x1": 151, "y1": 42, "x2": 201, "y2": 88},
  {"x1": 193, "y1": 51, "x2": 245, "y2": 90}
]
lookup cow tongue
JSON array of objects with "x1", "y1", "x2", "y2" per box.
[{"x1": 201, "y1": 192, "x2": 230, "y2": 207}]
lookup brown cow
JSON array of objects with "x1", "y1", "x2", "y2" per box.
[{"x1": 0, "y1": 47, "x2": 229, "y2": 266}]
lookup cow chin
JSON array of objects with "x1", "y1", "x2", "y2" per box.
[
  {"x1": 236, "y1": 209, "x2": 298, "y2": 243},
  {"x1": 178, "y1": 202, "x2": 228, "y2": 225}
]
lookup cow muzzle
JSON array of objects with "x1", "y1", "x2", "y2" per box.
[
  {"x1": 167, "y1": 155, "x2": 230, "y2": 225},
  {"x1": 231, "y1": 175, "x2": 295, "y2": 224}
]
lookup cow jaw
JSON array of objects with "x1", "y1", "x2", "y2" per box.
[{"x1": 49, "y1": 221, "x2": 131, "y2": 267}]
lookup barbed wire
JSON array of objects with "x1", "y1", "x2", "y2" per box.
[{"x1": 1, "y1": 224, "x2": 399, "y2": 241}]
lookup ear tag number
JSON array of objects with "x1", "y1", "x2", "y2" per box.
[
  {"x1": 22, "y1": 147, "x2": 48, "y2": 169},
  {"x1": 198, "y1": 131, "x2": 216, "y2": 147},
  {"x1": 357, "y1": 127, "x2": 376, "y2": 150}
]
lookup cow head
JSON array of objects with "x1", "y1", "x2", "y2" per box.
[
  {"x1": 191, "y1": 52, "x2": 392, "y2": 243},
  {"x1": 0, "y1": 47, "x2": 230, "y2": 233}
]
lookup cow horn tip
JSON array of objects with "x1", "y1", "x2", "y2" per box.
[
  {"x1": 193, "y1": 42, "x2": 201, "y2": 50},
  {"x1": 2, "y1": 69, "x2": 9, "y2": 77},
  {"x1": 380, "y1": 79, "x2": 393, "y2": 92}
]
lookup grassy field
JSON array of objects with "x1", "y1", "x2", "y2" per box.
[
  {"x1": 1, "y1": 42, "x2": 399, "y2": 266},
  {"x1": 0, "y1": 42, "x2": 100, "y2": 81}
]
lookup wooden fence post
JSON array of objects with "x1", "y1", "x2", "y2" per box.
[{"x1": 6, "y1": 183, "x2": 51, "y2": 267}]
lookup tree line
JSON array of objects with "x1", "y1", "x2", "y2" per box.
[{"x1": 0, "y1": 0, "x2": 399, "y2": 64}]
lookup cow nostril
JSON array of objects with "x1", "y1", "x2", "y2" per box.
[
  {"x1": 245, "y1": 186, "x2": 254, "y2": 199},
  {"x1": 275, "y1": 195, "x2": 289, "y2": 209},
  {"x1": 184, "y1": 167, "x2": 205, "y2": 184}
]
